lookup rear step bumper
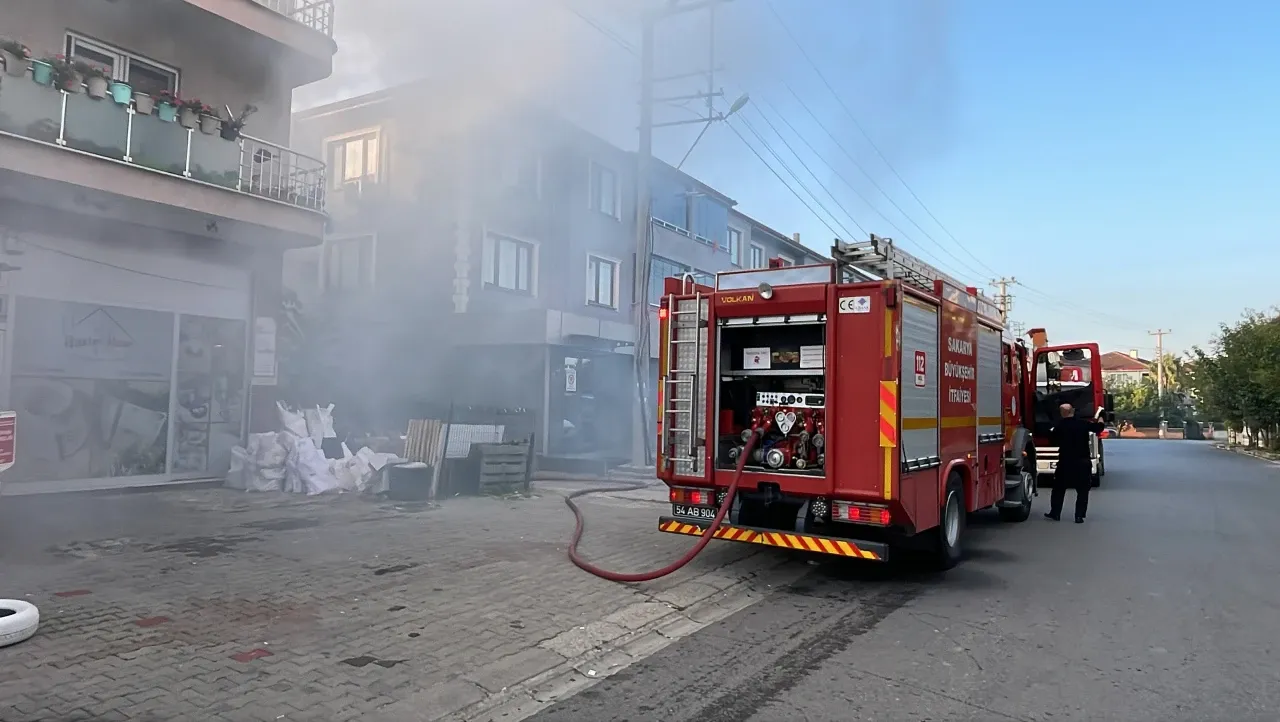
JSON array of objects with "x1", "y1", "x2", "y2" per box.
[{"x1": 658, "y1": 517, "x2": 889, "y2": 562}]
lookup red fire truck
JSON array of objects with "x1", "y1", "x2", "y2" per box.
[
  {"x1": 1027, "y1": 328, "x2": 1114, "y2": 487},
  {"x1": 654, "y1": 236, "x2": 1104, "y2": 568}
]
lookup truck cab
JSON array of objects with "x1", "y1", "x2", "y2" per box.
[{"x1": 1029, "y1": 339, "x2": 1114, "y2": 486}]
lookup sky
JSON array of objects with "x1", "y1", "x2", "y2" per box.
[{"x1": 297, "y1": 0, "x2": 1280, "y2": 358}]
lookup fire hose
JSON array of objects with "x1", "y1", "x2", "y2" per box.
[{"x1": 566, "y1": 432, "x2": 759, "y2": 583}]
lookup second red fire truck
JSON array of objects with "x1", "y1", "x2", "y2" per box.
[{"x1": 654, "y1": 236, "x2": 1106, "y2": 568}]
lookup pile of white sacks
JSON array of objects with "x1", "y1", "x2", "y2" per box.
[{"x1": 226, "y1": 402, "x2": 398, "y2": 495}]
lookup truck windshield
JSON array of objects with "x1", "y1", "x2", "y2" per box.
[{"x1": 716, "y1": 265, "x2": 833, "y2": 291}]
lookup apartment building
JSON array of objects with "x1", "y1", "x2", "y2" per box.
[
  {"x1": 0, "y1": 0, "x2": 335, "y2": 493},
  {"x1": 287, "y1": 82, "x2": 828, "y2": 469}
]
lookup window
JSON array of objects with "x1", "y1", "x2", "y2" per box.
[
  {"x1": 65, "y1": 34, "x2": 178, "y2": 96},
  {"x1": 648, "y1": 255, "x2": 688, "y2": 306},
  {"x1": 749, "y1": 244, "x2": 765, "y2": 269},
  {"x1": 323, "y1": 235, "x2": 376, "y2": 291},
  {"x1": 587, "y1": 255, "x2": 619, "y2": 308},
  {"x1": 692, "y1": 270, "x2": 714, "y2": 287},
  {"x1": 483, "y1": 233, "x2": 535, "y2": 294},
  {"x1": 326, "y1": 130, "x2": 380, "y2": 189},
  {"x1": 776, "y1": 255, "x2": 795, "y2": 267},
  {"x1": 726, "y1": 228, "x2": 743, "y2": 266},
  {"x1": 589, "y1": 161, "x2": 620, "y2": 219}
]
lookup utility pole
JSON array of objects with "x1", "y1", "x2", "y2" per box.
[
  {"x1": 631, "y1": 0, "x2": 736, "y2": 466},
  {"x1": 1149, "y1": 329, "x2": 1171, "y2": 399},
  {"x1": 1149, "y1": 328, "x2": 1171, "y2": 436},
  {"x1": 990, "y1": 277, "x2": 1016, "y2": 322}
]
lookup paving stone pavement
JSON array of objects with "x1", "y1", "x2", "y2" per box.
[{"x1": 0, "y1": 483, "x2": 810, "y2": 721}]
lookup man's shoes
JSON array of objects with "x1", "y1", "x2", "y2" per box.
[
  {"x1": 1075, "y1": 517, "x2": 1085, "y2": 524},
  {"x1": 1044, "y1": 512, "x2": 1060, "y2": 521}
]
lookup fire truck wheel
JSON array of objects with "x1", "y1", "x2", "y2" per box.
[
  {"x1": 935, "y1": 474, "x2": 964, "y2": 570},
  {"x1": 998, "y1": 466, "x2": 1035, "y2": 523}
]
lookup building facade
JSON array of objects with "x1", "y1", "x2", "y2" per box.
[
  {"x1": 1101, "y1": 350, "x2": 1152, "y2": 386},
  {"x1": 0, "y1": 0, "x2": 334, "y2": 493},
  {"x1": 287, "y1": 84, "x2": 827, "y2": 470}
]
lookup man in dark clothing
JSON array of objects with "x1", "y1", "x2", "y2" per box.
[{"x1": 1044, "y1": 402, "x2": 1106, "y2": 523}]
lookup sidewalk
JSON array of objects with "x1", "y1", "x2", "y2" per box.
[{"x1": 0, "y1": 482, "x2": 810, "y2": 722}]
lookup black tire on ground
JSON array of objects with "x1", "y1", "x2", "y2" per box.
[
  {"x1": 999, "y1": 462, "x2": 1035, "y2": 523},
  {"x1": 1098, "y1": 447, "x2": 1106, "y2": 477},
  {"x1": 935, "y1": 473, "x2": 965, "y2": 570}
]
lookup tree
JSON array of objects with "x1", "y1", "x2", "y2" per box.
[{"x1": 1189, "y1": 309, "x2": 1280, "y2": 448}]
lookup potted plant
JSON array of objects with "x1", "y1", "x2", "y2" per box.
[
  {"x1": 0, "y1": 38, "x2": 31, "y2": 78},
  {"x1": 198, "y1": 103, "x2": 220, "y2": 135},
  {"x1": 81, "y1": 63, "x2": 110, "y2": 99},
  {"x1": 30, "y1": 54, "x2": 53, "y2": 85},
  {"x1": 155, "y1": 89, "x2": 178, "y2": 122},
  {"x1": 47, "y1": 55, "x2": 81, "y2": 93},
  {"x1": 108, "y1": 78, "x2": 132, "y2": 106},
  {"x1": 219, "y1": 103, "x2": 257, "y2": 141},
  {"x1": 177, "y1": 97, "x2": 204, "y2": 129},
  {"x1": 134, "y1": 89, "x2": 156, "y2": 115}
]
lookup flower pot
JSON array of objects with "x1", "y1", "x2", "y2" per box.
[
  {"x1": 30, "y1": 60, "x2": 52, "y2": 86},
  {"x1": 86, "y1": 75, "x2": 109, "y2": 99},
  {"x1": 199, "y1": 114, "x2": 219, "y2": 135},
  {"x1": 134, "y1": 92, "x2": 155, "y2": 115},
  {"x1": 1, "y1": 49, "x2": 27, "y2": 78},
  {"x1": 178, "y1": 107, "x2": 199, "y2": 129},
  {"x1": 63, "y1": 72, "x2": 84, "y2": 94},
  {"x1": 219, "y1": 123, "x2": 242, "y2": 142},
  {"x1": 157, "y1": 101, "x2": 178, "y2": 123},
  {"x1": 108, "y1": 81, "x2": 132, "y2": 105}
]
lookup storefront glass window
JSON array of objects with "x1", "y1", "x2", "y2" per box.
[
  {"x1": 172, "y1": 315, "x2": 246, "y2": 475},
  {"x1": 10, "y1": 297, "x2": 174, "y2": 481}
]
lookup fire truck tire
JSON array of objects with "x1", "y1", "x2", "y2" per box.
[
  {"x1": 998, "y1": 465, "x2": 1035, "y2": 523},
  {"x1": 935, "y1": 474, "x2": 965, "y2": 570},
  {"x1": 0, "y1": 600, "x2": 39, "y2": 648}
]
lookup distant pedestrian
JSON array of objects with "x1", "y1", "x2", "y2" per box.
[{"x1": 1045, "y1": 402, "x2": 1105, "y2": 523}]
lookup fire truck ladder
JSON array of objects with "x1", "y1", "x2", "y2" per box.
[
  {"x1": 663, "y1": 273, "x2": 708, "y2": 474},
  {"x1": 832, "y1": 235, "x2": 1003, "y2": 319}
]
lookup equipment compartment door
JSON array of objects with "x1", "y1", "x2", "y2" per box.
[
  {"x1": 900, "y1": 297, "x2": 940, "y2": 466},
  {"x1": 977, "y1": 325, "x2": 1003, "y2": 442}
]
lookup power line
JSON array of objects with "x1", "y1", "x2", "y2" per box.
[
  {"x1": 739, "y1": 95, "x2": 867, "y2": 236},
  {"x1": 721, "y1": 118, "x2": 844, "y2": 241},
  {"x1": 764, "y1": 0, "x2": 1000, "y2": 278},
  {"x1": 775, "y1": 79, "x2": 988, "y2": 282},
  {"x1": 749, "y1": 79, "x2": 974, "y2": 278}
]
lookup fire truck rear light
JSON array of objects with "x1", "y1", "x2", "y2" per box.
[
  {"x1": 658, "y1": 307, "x2": 669, "y2": 320},
  {"x1": 669, "y1": 486, "x2": 714, "y2": 506},
  {"x1": 832, "y1": 501, "x2": 890, "y2": 526}
]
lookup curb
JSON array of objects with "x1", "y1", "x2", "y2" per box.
[
  {"x1": 1215, "y1": 444, "x2": 1280, "y2": 464},
  {"x1": 446, "y1": 551, "x2": 813, "y2": 722}
]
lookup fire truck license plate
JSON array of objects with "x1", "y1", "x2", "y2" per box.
[{"x1": 672, "y1": 504, "x2": 717, "y2": 520}]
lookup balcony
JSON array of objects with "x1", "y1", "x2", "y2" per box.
[
  {"x1": 0, "y1": 70, "x2": 326, "y2": 241},
  {"x1": 252, "y1": 0, "x2": 335, "y2": 36}
]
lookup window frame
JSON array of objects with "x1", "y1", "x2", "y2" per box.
[
  {"x1": 585, "y1": 254, "x2": 621, "y2": 309},
  {"x1": 647, "y1": 254, "x2": 689, "y2": 307},
  {"x1": 483, "y1": 231, "x2": 538, "y2": 296},
  {"x1": 64, "y1": 32, "x2": 180, "y2": 95},
  {"x1": 775, "y1": 254, "x2": 796, "y2": 267},
  {"x1": 588, "y1": 160, "x2": 622, "y2": 220},
  {"x1": 726, "y1": 228, "x2": 743, "y2": 266},
  {"x1": 320, "y1": 233, "x2": 377, "y2": 293},
  {"x1": 324, "y1": 127, "x2": 382, "y2": 190},
  {"x1": 748, "y1": 244, "x2": 766, "y2": 269}
]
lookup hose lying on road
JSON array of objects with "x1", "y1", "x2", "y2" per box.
[{"x1": 566, "y1": 433, "x2": 758, "y2": 583}]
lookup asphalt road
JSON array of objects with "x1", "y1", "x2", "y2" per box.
[{"x1": 526, "y1": 440, "x2": 1280, "y2": 722}]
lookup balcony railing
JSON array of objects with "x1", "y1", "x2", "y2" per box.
[
  {"x1": 0, "y1": 72, "x2": 326, "y2": 212},
  {"x1": 252, "y1": 0, "x2": 335, "y2": 36}
]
